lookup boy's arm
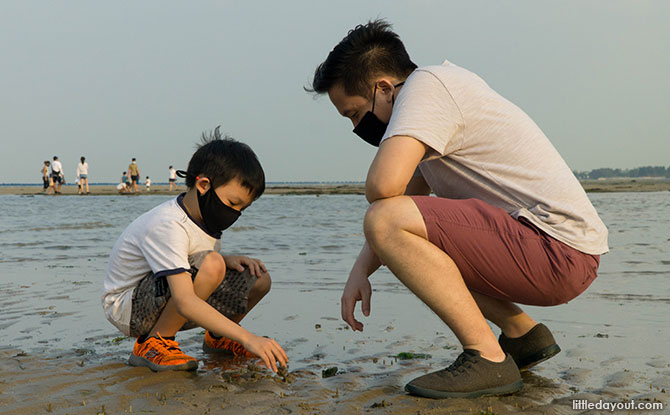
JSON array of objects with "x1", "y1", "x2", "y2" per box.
[{"x1": 166, "y1": 272, "x2": 288, "y2": 372}]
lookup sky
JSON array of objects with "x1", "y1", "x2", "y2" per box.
[{"x1": 1, "y1": 0, "x2": 668, "y2": 183}]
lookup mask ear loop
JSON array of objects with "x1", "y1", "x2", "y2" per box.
[{"x1": 371, "y1": 83, "x2": 378, "y2": 114}]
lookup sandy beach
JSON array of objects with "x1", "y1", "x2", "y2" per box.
[
  {"x1": 1, "y1": 178, "x2": 669, "y2": 196},
  {"x1": 0, "y1": 192, "x2": 668, "y2": 414}
]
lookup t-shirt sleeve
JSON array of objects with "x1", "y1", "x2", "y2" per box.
[
  {"x1": 382, "y1": 69, "x2": 464, "y2": 156},
  {"x1": 138, "y1": 220, "x2": 191, "y2": 278}
]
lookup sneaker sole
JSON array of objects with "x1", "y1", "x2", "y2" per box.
[
  {"x1": 405, "y1": 379, "x2": 523, "y2": 399},
  {"x1": 517, "y1": 344, "x2": 561, "y2": 370},
  {"x1": 128, "y1": 354, "x2": 198, "y2": 372}
]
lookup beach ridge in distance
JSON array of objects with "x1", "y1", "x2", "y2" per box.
[{"x1": 1, "y1": 178, "x2": 669, "y2": 196}]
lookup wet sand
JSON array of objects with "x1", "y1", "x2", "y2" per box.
[
  {"x1": 1, "y1": 177, "x2": 669, "y2": 196},
  {"x1": 0, "y1": 192, "x2": 668, "y2": 414}
]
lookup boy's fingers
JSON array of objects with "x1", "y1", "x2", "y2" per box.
[
  {"x1": 273, "y1": 341, "x2": 288, "y2": 364},
  {"x1": 267, "y1": 350, "x2": 278, "y2": 372}
]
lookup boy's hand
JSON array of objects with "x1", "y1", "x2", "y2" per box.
[
  {"x1": 223, "y1": 255, "x2": 267, "y2": 277},
  {"x1": 341, "y1": 271, "x2": 372, "y2": 332},
  {"x1": 243, "y1": 334, "x2": 288, "y2": 373}
]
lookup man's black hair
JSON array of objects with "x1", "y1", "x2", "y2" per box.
[
  {"x1": 306, "y1": 19, "x2": 417, "y2": 98},
  {"x1": 53, "y1": 156, "x2": 58, "y2": 160},
  {"x1": 185, "y1": 126, "x2": 265, "y2": 200}
]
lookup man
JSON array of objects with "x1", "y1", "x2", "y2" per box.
[
  {"x1": 51, "y1": 156, "x2": 64, "y2": 194},
  {"x1": 128, "y1": 158, "x2": 140, "y2": 193},
  {"x1": 308, "y1": 20, "x2": 608, "y2": 399}
]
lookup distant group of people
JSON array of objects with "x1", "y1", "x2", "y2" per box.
[
  {"x1": 41, "y1": 156, "x2": 180, "y2": 194},
  {"x1": 41, "y1": 156, "x2": 87, "y2": 194}
]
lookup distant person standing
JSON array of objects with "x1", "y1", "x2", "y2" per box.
[
  {"x1": 51, "y1": 156, "x2": 64, "y2": 194},
  {"x1": 128, "y1": 158, "x2": 140, "y2": 193},
  {"x1": 168, "y1": 165, "x2": 177, "y2": 191},
  {"x1": 77, "y1": 156, "x2": 90, "y2": 195},
  {"x1": 41, "y1": 161, "x2": 53, "y2": 194},
  {"x1": 145, "y1": 176, "x2": 151, "y2": 192}
]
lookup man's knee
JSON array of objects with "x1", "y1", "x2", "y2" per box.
[
  {"x1": 197, "y1": 252, "x2": 226, "y2": 286},
  {"x1": 364, "y1": 196, "x2": 425, "y2": 246}
]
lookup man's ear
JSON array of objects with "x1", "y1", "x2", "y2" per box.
[{"x1": 376, "y1": 78, "x2": 396, "y2": 102}]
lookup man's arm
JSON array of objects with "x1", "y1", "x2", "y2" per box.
[
  {"x1": 404, "y1": 173, "x2": 431, "y2": 196},
  {"x1": 366, "y1": 135, "x2": 428, "y2": 203}
]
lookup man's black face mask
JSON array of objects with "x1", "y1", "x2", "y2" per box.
[{"x1": 352, "y1": 82, "x2": 404, "y2": 147}]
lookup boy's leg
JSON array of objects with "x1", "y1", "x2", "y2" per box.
[
  {"x1": 148, "y1": 252, "x2": 227, "y2": 337},
  {"x1": 228, "y1": 270, "x2": 271, "y2": 324}
]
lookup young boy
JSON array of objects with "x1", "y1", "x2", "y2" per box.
[
  {"x1": 102, "y1": 129, "x2": 288, "y2": 372},
  {"x1": 145, "y1": 176, "x2": 151, "y2": 192}
]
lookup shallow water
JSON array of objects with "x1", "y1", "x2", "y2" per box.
[{"x1": 0, "y1": 192, "x2": 668, "y2": 382}]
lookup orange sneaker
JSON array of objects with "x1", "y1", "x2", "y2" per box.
[
  {"x1": 203, "y1": 331, "x2": 255, "y2": 357},
  {"x1": 128, "y1": 333, "x2": 198, "y2": 371}
]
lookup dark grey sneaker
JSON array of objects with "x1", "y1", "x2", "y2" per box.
[
  {"x1": 498, "y1": 323, "x2": 561, "y2": 370},
  {"x1": 405, "y1": 349, "x2": 523, "y2": 399}
]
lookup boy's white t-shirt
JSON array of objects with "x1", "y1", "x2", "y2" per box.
[
  {"x1": 382, "y1": 60, "x2": 608, "y2": 255},
  {"x1": 102, "y1": 194, "x2": 221, "y2": 335}
]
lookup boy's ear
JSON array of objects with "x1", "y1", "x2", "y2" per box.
[{"x1": 195, "y1": 177, "x2": 211, "y2": 195}]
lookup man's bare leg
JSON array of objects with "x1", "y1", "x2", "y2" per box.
[
  {"x1": 470, "y1": 291, "x2": 537, "y2": 338},
  {"x1": 364, "y1": 196, "x2": 505, "y2": 362}
]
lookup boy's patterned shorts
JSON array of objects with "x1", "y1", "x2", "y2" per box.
[{"x1": 129, "y1": 250, "x2": 257, "y2": 338}]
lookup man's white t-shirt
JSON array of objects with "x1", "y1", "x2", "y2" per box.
[
  {"x1": 102, "y1": 195, "x2": 220, "y2": 335},
  {"x1": 51, "y1": 160, "x2": 63, "y2": 174},
  {"x1": 169, "y1": 168, "x2": 177, "y2": 180},
  {"x1": 383, "y1": 60, "x2": 608, "y2": 255}
]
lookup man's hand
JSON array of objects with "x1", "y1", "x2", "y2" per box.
[
  {"x1": 341, "y1": 271, "x2": 372, "y2": 332},
  {"x1": 242, "y1": 334, "x2": 289, "y2": 373},
  {"x1": 223, "y1": 255, "x2": 267, "y2": 277}
]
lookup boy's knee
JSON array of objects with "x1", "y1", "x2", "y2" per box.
[
  {"x1": 197, "y1": 252, "x2": 226, "y2": 286},
  {"x1": 253, "y1": 271, "x2": 272, "y2": 296}
]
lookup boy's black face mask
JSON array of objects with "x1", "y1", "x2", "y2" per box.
[
  {"x1": 352, "y1": 82, "x2": 405, "y2": 147},
  {"x1": 197, "y1": 184, "x2": 241, "y2": 235}
]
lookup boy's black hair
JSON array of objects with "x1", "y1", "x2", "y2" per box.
[
  {"x1": 306, "y1": 19, "x2": 417, "y2": 99},
  {"x1": 185, "y1": 127, "x2": 265, "y2": 200}
]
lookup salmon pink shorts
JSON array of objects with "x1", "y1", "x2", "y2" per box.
[{"x1": 411, "y1": 196, "x2": 600, "y2": 306}]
